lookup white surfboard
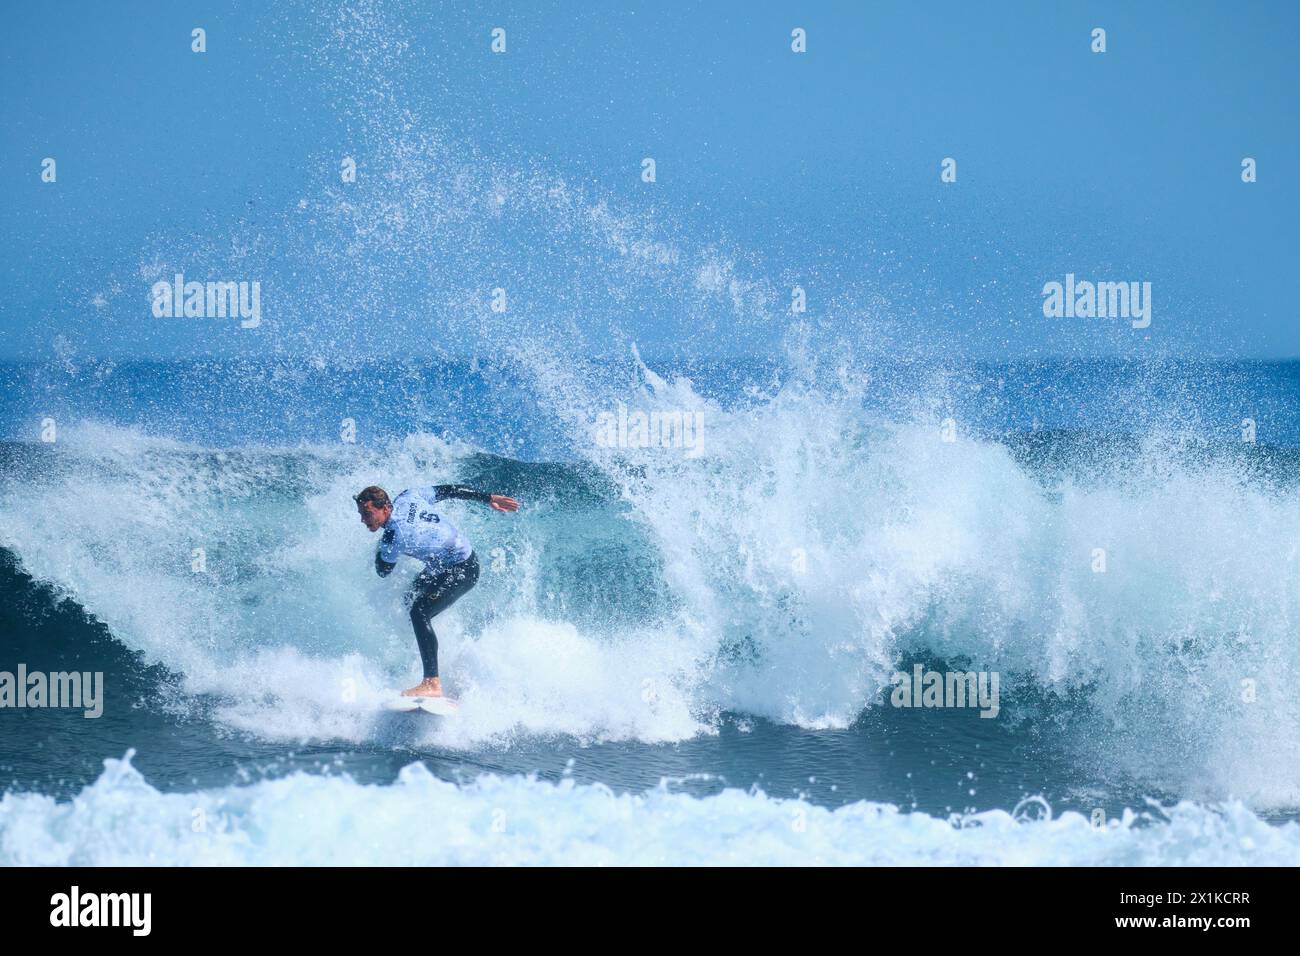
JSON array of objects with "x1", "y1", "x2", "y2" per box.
[{"x1": 382, "y1": 694, "x2": 459, "y2": 716}]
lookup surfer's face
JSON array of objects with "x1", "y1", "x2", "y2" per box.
[{"x1": 357, "y1": 501, "x2": 390, "y2": 531}]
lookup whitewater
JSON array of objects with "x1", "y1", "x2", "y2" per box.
[{"x1": 4, "y1": 753, "x2": 1298, "y2": 866}]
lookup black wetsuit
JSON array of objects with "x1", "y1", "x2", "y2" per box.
[{"x1": 405, "y1": 552, "x2": 480, "y2": 679}]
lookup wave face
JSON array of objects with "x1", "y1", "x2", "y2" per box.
[
  {"x1": 2, "y1": 753, "x2": 1297, "y2": 866},
  {"x1": 3, "y1": 357, "x2": 1300, "y2": 816}
]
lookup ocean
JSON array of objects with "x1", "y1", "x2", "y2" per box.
[{"x1": 2, "y1": 355, "x2": 1299, "y2": 865}]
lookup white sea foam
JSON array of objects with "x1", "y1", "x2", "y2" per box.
[{"x1": 1, "y1": 753, "x2": 1296, "y2": 866}]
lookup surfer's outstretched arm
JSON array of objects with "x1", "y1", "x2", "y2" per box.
[{"x1": 427, "y1": 484, "x2": 520, "y2": 512}]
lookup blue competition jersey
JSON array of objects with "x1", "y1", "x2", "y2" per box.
[{"x1": 379, "y1": 486, "x2": 479, "y2": 569}]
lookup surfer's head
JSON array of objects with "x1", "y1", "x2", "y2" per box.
[{"x1": 354, "y1": 486, "x2": 392, "y2": 531}]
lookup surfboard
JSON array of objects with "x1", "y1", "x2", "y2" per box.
[{"x1": 382, "y1": 694, "x2": 458, "y2": 716}]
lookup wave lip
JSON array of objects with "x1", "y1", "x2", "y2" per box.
[{"x1": 2, "y1": 753, "x2": 1298, "y2": 866}]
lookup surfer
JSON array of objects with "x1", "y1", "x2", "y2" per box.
[{"x1": 354, "y1": 484, "x2": 519, "y2": 698}]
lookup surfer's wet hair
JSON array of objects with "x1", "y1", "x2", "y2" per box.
[{"x1": 354, "y1": 486, "x2": 391, "y2": 509}]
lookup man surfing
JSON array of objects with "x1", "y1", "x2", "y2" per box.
[{"x1": 354, "y1": 483, "x2": 519, "y2": 700}]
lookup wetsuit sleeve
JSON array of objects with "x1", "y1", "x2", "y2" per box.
[
  {"x1": 375, "y1": 527, "x2": 398, "y2": 576},
  {"x1": 428, "y1": 484, "x2": 494, "y2": 505}
]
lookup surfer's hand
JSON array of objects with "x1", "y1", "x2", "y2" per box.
[{"x1": 489, "y1": 495, "x2": 519, "y2": 513}]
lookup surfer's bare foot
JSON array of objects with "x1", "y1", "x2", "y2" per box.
[{"x1": 402, "y1": 678, "x2": 444, "y2": 698}]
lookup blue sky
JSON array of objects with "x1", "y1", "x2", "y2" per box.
[{"x1": 1, "y1": 0, "x2": 1297, "y2": 360}]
